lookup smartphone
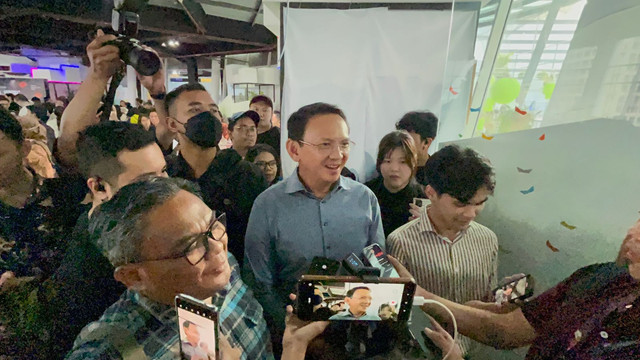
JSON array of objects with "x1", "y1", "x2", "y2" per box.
[
  {"x1": 407, "y1": 308, "x2": 441, "y2": 359},
  {"x1": 412, "y1": 198, "x2": 430, "y2": 208},
  {"x1": 307, "y1": 256, "x2": 341, "y2": 275},
  {"x1": 363, "y1": 243, "x2": 399, "y2": 278},
  {"x1": 493, "y1": 274, "x2": 534, "y2": 304},
  {"x1": 297, "y1": 275, "x2": 416, "y2": 322},
  {"x1": 175, "y1": 294, "x2": 219, "y2": 360}
]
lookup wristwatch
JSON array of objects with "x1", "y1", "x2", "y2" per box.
[{"x1": 151, "y1": 92, "x2": 166, "y2": 101}]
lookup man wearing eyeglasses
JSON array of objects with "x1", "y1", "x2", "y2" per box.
[
  {"x1": 229, "y1": 110, "x2": 260, "y2": 158},
  {"x1": 244, "y1": 102, "x2": 385, "y2": 356},
  {"x1": 66, "y1": 176, "x2": 272, "y2": 359}
]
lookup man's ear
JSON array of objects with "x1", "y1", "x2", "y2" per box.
[
  {"x1": 286, "y1": 139, "x2": 300, "y2": 162},
  {"x1": 166, "y1": 116, "x2": 180, "y2": 134},
  {"x1": 114, "y1": 264, "x2": 146, "y2": 290},
  {"x1": 424, "y1": 137, "x2": 434, "y2": 152},
  {"x1": 87, "y1": 177, "x2": 112, "y2": 203},
  {"x1": 425, "y1": 185, "x2": 437, "y2": 200}
]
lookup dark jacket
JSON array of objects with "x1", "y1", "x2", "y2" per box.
[
  {"x1": 365, "y1": 176, "x2": 424, "y2": 237},
  {"x1": 167, "y1": 149, "x2": 268, "y2": 265}
]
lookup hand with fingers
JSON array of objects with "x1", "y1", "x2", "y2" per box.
[
  {"x1": 218, "y1": 332, "x2": 242, "y2": 360},
  {"x1": 86, "y1": 29, "x2": 124, "y2": 82},
  {"x1": 408, "y1": 203, "x2": 421, "y2": 221},
  {"x1": 282, "y1": 294, "x2": 329, "y2": 360},
  {"x1": 423, "y1": 314, "x2": 464, "y2": 360}
]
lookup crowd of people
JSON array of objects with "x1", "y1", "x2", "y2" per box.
[{"x1": 0, "y1": 28, "x2": 639, "y2": 360}]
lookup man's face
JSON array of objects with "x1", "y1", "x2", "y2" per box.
[
  {"x1": 0, "y1": 133, "x2": 24, "y2": 185},
  {"x1": 0, "y1": 99, "x2": 9, "y2": 110},
  {"x1": 292, "y1": 114, "x2": 349, "y2": 187},
  {"x1": 249, "y1": 101, "x2": 273, "y2": 127},
  {"x1": 427, "y1": 185, "x2": 491, "y2": 231},
  {"x1": 407, "y1": 131, "x2": 431, "y2": 162},
  {"x1": 114, "y1": 144, "x2": 167, "y2": 192},
  {"x1": 345, "y1": 288, "x2": 372, "y2": 316},
  {"x1": 379, "y1": 306, "x2": 393, "y2": 320},
  {"x1": 136, "y1": 190, "x2": 230, "y2": 304},
  {"x1": 230, "y1": 117, "x2": 257, "y2": 150},
  {"x1": 149, "y1": 111, "x2": 159, "y2": 126},
  {"x1": 617, "y1": 218, "x2": 640, "y2": 270},
  {"x1": 184, "y1": 323, "x2": 201, "y2": 345},
  {"x1": 168, "y1": 90, "x2": 217, "y2": 143}
]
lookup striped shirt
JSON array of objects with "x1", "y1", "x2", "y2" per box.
[
  {"x1": 387, "y1": 205, "x2": 498, "y2": 353},
  {"x1": 66, "y1": 253, "x2": 272, "y2": 360}
]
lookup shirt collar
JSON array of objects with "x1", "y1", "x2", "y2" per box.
[
  {"x1": 284, "y1": 167, "x2": 351, "y2": 195},
  {"x1": 418, "y1": 205, "x2": 470, "y2": 240}
]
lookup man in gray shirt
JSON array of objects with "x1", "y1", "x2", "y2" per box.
[
  {"x1": 243, "y1": 102, "x2": 385, "y2": 354},
  {"x1": 329, "y1": 287, "x2": 382, "y2": 321}
]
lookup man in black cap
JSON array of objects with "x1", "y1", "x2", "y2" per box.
[
  {"x1": 229, "y1": 110, "x2": 260, "y2": 159},
  {"x1": 162, "y1": 84, "x2": 268, "y2": 265}
]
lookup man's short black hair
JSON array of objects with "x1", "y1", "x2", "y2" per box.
[
  {"x1": 0, "y1": 95, "x2": 9, "y2": 103},
  {"x1": 164, "y1": 83, "x2": 207, "y2": 115},
  {"x1": 76, "y1": 121, "x2": 157, "y2": 184},
  {"x1": 182, "y1": 320, "x2": 195, "y2": 329},
  {"x1": 0, "y1": 107, "x2": 24, "y2": 145},
  {"x1": 14, "y1": 94, "x2": 28, "y2": 103},
  {"x1": 395, "y1": 111, "x2": 438, "y2": 143},
  {"x1": 250, "y1": 95, "x2": 273, "y2": 109},
  {"x1": 346, "y1": 286, "x2": 370, "y2": 298},
  {"x1": 421, "y1": 145, "x2": 495, "y2": 203},
  {"x1": 287, "y1": 102, "x2": 347, "y2": 141}
]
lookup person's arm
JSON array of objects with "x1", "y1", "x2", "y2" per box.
[
  {"x1": 57, "y1": 30, "x2": 121, "y2": 168},
  {"x1": 423, "y1": 314, "x2": 465, "y2": 360},
  {"x1": 368, "y1": 193, "x2": 386, "y2": 250},
  {"x1": 243, "y1": 196, "x2": 287, "y2": 334},
  {"x1": 136, "y1": 52, "x2": 171, "y2": 150},
  {"x1": 388, "y1": 255, "x2": 536, "y2": 349}
]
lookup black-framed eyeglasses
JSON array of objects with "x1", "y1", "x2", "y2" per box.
[{"x1": 140, "y1": 212, "x2": 227, "y2": 266}]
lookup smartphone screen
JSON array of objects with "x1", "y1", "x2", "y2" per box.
[
  {"x1": 176, "y1": 295, "x2": 218, "y2": 360},
  {"x1": 412, "y1": 198, "x2": 430, "y2": 208},
  {"x1": 363, "y1": 244, "x2": 399, "y2": 278},
  {"x1": 298, "y1": 276, "x2": 415, "y2": 322},
  {"x1": 493, "y1": 275, "x2": 533, "y2": 304}
]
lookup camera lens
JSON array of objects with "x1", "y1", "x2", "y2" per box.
[{"x1": 130, "y1": 48, "x2": 161, "y2": 76}]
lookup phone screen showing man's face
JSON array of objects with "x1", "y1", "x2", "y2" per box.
[{"x1": 177, "y1": 302, "x2": 217, "y2": 360}]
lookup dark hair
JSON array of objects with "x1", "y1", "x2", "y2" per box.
[
  {"x1": 76, "y1": 121, "x2": 157, "y2": 183},
  {"x1": 0, "y1": 95, "x2": 8, "y2": 103},
  {"x1": 8, "y1": 102, "x2": 20, "y2": 113},
  {"x1": 245, "y1": 143, "x2": 281, "y2": 182},
  {"x1": 14, "y1": 94, "x2": 28, "y2": 103},
  {"x1": 183, "y1": 320, "x2": 194, "y2": 329},
  {"x1": 0, "y1": 107, "x2": 24, "y2": 145},
  {"x1": 346, "y1": 286, "x2": 370, "y2": 298},
  {"x1": 378, "y1": 303, "x2": 392, "y2": 312},
  {"x1": 89, "y1": 176, "x2": 201, "y2": 267},
  {"x1": 395, "y1": 111, "x2": 438, "y2": 143},
  {"x1": 31, "y1": 96, "x2": 41, "y2": 103},
  {"x1": 421, "y1": 145, "x2": 495, "y2": 203},
  {"x1": 375, "y1": 130, "x2": 418, "y2": 176},
  {"x1": 287, "y1": 102, "x2": 347, "y2": 141},
  {"x1": 250, "y1": 95, "x2": 273, "y2": 109},
  {"x1": 164, "y1": 83, "x2": 207, "y2": 115}
]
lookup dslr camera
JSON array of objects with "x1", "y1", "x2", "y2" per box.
[{"x1": 103, "y1": 2, "x2": 160, "y2": 76}]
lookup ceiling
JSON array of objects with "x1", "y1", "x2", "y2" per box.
[{"x1": 0, "y1": 0, "x2": 276, "y2": 60}]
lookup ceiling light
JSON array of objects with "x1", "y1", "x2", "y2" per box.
[{"x1": 161, "y1": 42, "x2": 167, "y2": 47}]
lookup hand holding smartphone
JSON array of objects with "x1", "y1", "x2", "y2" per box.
[{"x1": 492, "y1": 274, "x2": 534, "y2": 304}]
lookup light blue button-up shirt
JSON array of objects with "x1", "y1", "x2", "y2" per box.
[{"x1": 243, "y1": 169, "x2": 385, "y2": 333}]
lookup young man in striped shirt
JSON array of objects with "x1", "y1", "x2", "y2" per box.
[{"x1": 387, "y1": 145, "x2": 498, "y2": 355}]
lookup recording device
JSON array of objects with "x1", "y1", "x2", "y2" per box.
[
  {"x1": 307, "y1": 256, "x2": 341, "y2": 275},
  {"x1": 104, "y1": 0, "x2": 160, "y2": 76},
  {"x1": 412, "y1": 198, "x2": 429, "y2": 208},
  {"x1": 492, "y1": 274, "x2": 534, "y2": 304},
  {"x1": 297, "y1": 275, "x2": 416, "y2": 322},
  {"x1": 363, "y1": 243, "x2": 399, "y2": 278},
  {"x1": 343, "y1": 253, "x2": 381, "y2": 278},
  {"x1": 407, "y1": 309, "x2": 441, "y2": 359},
  {"x1": 175, "y1": 294, "x2": 218, "y2": 360}
]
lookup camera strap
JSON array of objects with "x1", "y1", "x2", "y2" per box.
[{"x1": 99, "y1": 66, "x2": 126, "y2": 122}]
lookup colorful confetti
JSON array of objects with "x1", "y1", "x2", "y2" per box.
[
  {"x1": 449, "y1": 86, "x2": 458, "y2": 95},
  {"x1": 517, "y1": 167, "x2": 532, "y2": 174},
  {"x1": 546, "y1": 240, "x2": 560, "y2": 252},
  {"x1": 520, "y1": 186, "x2": 535, "y2": 195},
  {"x1": 515, "y1": 106, "x2": 527, "y2": 115},
  {"x1": 539, "y1": 134, "x2": 546, "y2": 141},
  {"x1": 470, "y1": 106, "x2": 481, "y2": 112},
  {"x1": 560, "y1": 221, "x2": 577, "y2": 230},
  {"x1": 482, "y1": 134, "x2": 494, "y2": 140},
  {"x1": 458, "y1": 134, "x2": 463, "y2": 138}
]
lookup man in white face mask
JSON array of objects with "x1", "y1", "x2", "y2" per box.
[{"x1": 162, "y1": 83, "x2": 268, "y2": 266}]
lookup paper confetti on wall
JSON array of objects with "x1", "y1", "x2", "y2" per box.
[
  {"x1": 546, "y1": 240, "x2": 560, "y2": 252},
  {"x1": 517, "y1": 167, "x2": 532, "y2": 174},
  {"x1": 560, "y1": 221, "x2": 577, "y2": 230},
  {"x1": 470, "y1": 106, "x2": 481, "y2": 112},
  {"x1": 515, "y1": 106, "x2": 527, "y2": 115},
  {"x1": 539, "y1": 134, "x2": 546, "y2": 140},
  {"x1": 449, "y1": 86, "x2": 458, "y2": 95},
  {"x1": 520, "y1": 186, "x2": 535, "y2": 195},
  {"x1": 482, "y1": 134, "x2": 494, "y2": 140}
]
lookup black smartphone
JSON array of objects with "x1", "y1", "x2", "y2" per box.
[
  {"x1": 175, "y1": 294, "x2": 219, "y2": 360},
  {"x1": 307, "y1": 256, "x2": 341, "y2": 275},
  {"x1": 297, "y1": 275, "x2": 416, "y2": 322},
  {"x1": 493, "y1": 274, "x2": 534, "y2": 304},
  {"x1": 363, "y1": 243, "x2": 399, "y2": 278},
  {"x1": 407, "y1": 308, "x2": 441, "y2": 359}
]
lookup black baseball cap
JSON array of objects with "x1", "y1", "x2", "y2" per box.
[{"x1": 229, "y1": 110, "x2": 260, "y2": 130}]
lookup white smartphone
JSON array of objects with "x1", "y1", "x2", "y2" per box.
[{"x1": 176, "y1": 294, "x2": 218, "y2": 360}]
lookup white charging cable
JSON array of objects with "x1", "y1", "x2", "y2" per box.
[{"x1": 413, "y1": 296, "x2": 458, "y2": 360}]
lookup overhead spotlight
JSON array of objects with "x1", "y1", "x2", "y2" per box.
[
  {"x1": 167, "y1": 40, "x2": 180, "y2": 48},
  {"x1": 172, "y1": 70, "x2": 179, "y2": 75},
  {"x1": 162, "y1": 42, "x2": 167, "y2": 47}
]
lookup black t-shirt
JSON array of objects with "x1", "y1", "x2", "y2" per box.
[
  {"x1": 256, "y1": 126, "x2": 281, "y2": 155},
  {"x1": 0, "y1": 172, "x2": 87, "y2": 278},
  {"x1": 166, "y1": 149, "x2": 268, "y2": 265},
  {"x1": 365, "y1": 176, "x2": 424, "y2": 237}
]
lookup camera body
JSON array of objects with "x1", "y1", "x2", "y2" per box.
[{"x1": 105, "y1": 5, "x2": 160, "y2": 76}]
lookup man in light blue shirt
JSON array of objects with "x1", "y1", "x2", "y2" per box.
[
  {"x1": 243, "y1": 102, "x2": 385, "y2": 354},
  {"x1": 329, "y1": 287, "x2": 382, "y2": 321}
]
